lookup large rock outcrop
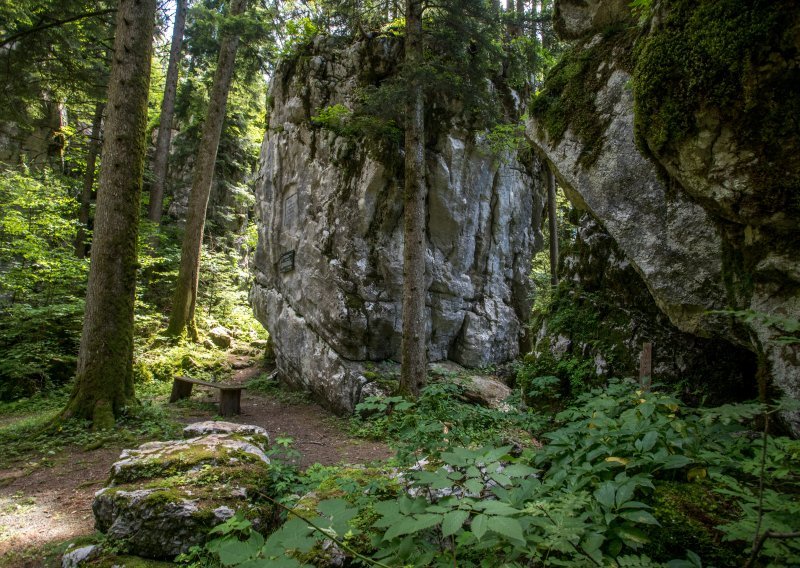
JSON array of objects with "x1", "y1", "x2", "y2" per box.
[
  {"x1": 93, "y1": 422, "x2": 275, "y2": 558},
  {"x1": 250, "y1": 37, "x2": 545, "y2": 412},
  {"x1": 527, "y1": 0, "x2": 800, "y2": 430}
]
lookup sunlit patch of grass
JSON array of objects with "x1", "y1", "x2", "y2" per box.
[{"x1": 0, "y1": 492, "x2": 36, "y2": 516}]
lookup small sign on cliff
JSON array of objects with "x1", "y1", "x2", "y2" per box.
[{"x1": 279, "y1": 250, "x2": 295, "y2": 273}]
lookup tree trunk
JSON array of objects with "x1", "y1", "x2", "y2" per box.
[
  {"x1": 166, "y1": 0, "x2": 247, "y2": 339},
  {"x1": 75, "y1": 101, "x2": 105, "y2": 258},
  {"x1": 547, "y1": 167, "x2": 559, "y2": 286},
  {"x1": 147, "y1": 0, "x2": 187, "y2": 225},
  {"x1": 62, "y1": 0, "x2": 156, "y2": 429},
  {"x1": 400, "y1": 0, "x2": 427, "y2": 397}
]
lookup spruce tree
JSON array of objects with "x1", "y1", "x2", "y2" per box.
[
  {"x1": 62, "y1": 0, "x2": 156, "y2": 428},
  {"x1": 166, "y1": 0, "x2": 249, "y2": 339},
  {"x1": 148, "y1": 0, "x2": 188, "y2": 226},
  {"x1": 400, "y1": 0, "x2": 428, "y2": 396}
]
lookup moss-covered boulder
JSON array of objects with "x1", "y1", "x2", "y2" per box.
[{"x1": 93, "y1": 423, "x2": 276, "y2": 559}]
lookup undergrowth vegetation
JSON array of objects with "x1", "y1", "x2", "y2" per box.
[
  {"x1": 183, "y1": 379, "x2": 800, "y2": 568},
  {"x1": 0, "y1": 387, "x2": 181, "y2": 468},
  {"x1": 0, "y1": 165, "x2": 265, "y2": 404},
  {"x1": 0, "y1": 162, "x2": 267, "y2": 473}
]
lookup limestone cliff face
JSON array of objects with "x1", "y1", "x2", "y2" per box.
[
  {"x1": 250, "y1": 37, "x2": 545, "y2": 412},
  {"x1": 528, "y1": 0, "x2": 800, "y2": 430}
]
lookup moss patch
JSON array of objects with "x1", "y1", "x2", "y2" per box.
[
  {"x1": 633, "y1": 0, "x2": 800, "y2": 215},
  {"x1": 90, "y1": 555, "x2": 175, "y2": 567},
  {"x1": 645, "y1": 481, "x2": 743, "y2": 566},
  {"x1": 530, "y1": 25, "x2": 636, "y2": 167},
  {"x1": 111, "y1": 442, "x2": 264, "y2": 485}
]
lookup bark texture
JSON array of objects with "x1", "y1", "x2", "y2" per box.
[
  {"x1": 166, "y1": 0, "x2": 247, "y2": 338},
  {"x1": 400, "y1": 0, "x2": 427, "y2": 397},
  {"x1": 75, "y1": 101, "x2": 104, "y2": 258},
  {"x1": 147, "y1": 0, "x2": 187, "y2": 224},
  {"x1": 63, "y1": 0, "x2": 156, "y2": 427}
]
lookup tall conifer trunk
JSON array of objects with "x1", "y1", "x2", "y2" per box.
[
  {"x1": 148, "y1": 0, "x2": 187, "y2": 225},
  {"x1": 63, "y1": 0, "x2": 156, "y2": 428},
  {"x1": 75, "y1": 101, "x2": 104, "y2": 258},
  {"x1": 400, "y1": 0, "x2": 427, "y2": 397},
  {"x1": 166, "y1": 0, "x2": 247, "y2": 339}
]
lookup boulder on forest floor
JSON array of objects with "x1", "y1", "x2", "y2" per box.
[
  {"x1": 92, "y1": 422, "x2": 276, "y2": 559},
  {"x1": 208, "y1": 326, "x2": 233, "y2": 348},
  {"x1": 429, "y1": 361, "x2": 514, "y2": 410}
]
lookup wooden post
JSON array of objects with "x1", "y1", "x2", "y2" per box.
[
  {"x1": 219, "y1": 389, "x2": 241, "y2": 417},
  {"x1": 639, "y1": 342, "x2": 653, "y2": 391},
  {"x1": 169, "y1": 377, "x2": 193, "y2": 402}
]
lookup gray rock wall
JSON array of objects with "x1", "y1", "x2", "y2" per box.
[
  {"x1": 530, "y1": 213, "x2": 756, "y2": 402},
  {"x1": 527, "y1": 0, "x2": 800, "y2": 432},
  {"x1": 250, "y1": 37, "x2": 545, "y2": 413}
]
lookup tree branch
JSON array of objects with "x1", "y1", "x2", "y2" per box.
[
  {"x1": 0, "y1": 9, "x2": 116, "y2": 48},
  {"x1": 745, "y1": 530, "x2": 800, "y2": 568}
]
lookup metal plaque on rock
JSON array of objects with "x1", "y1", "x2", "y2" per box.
[{"x1": 279, "y1": 250, "x2": 295, "y2": 273}]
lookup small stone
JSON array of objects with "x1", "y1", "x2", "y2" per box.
[
  {"x1": 458, "y1": 374, "x2": 512, "y2": 410},
  {"x1": 232, "y1": 359, "x2": 253, "y2": 370},
  {"x1": 62, "y1": 545, "x2": 98, "y2": 568},
  {"x1": 213, "y1": 506, "x2": 236, "y2": 522}
]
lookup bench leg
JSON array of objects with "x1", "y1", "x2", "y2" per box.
[
  {"x1": 169, "y1": 380, "x2": 193, "y2": 403},
  {"x1": 220, "y1": 390, "x2": 241, "y2": 417}
]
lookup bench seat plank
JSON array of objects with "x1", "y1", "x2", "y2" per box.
[{"x1": 173, "y1": 376, "x2": 244, "y2": 390}]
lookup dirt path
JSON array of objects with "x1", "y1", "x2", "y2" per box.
[
  {"x1": 0, "y1": 354, "x2": 391, "y2": 565},
  {"x1": 177, "y1": 356, "x2": 392, "y2": 468}
]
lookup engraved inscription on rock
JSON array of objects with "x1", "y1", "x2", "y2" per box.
[{"x1": 283, "y1": 193, "x2": 298, "y2": 230}]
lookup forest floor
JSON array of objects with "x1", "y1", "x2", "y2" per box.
[{"x1": 0, "y1": 352, "x2": 391, "y2": 567}]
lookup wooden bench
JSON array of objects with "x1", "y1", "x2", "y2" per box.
[{"x1": 169, "y1": 376, "x2": 244, "y2": 417}]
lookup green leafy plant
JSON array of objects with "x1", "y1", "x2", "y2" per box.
[
  {"x1": 353, "y1": 381, "x2": 542, "y2": 463},
  {"x1": 710, "y1": 309, "x2": 800, "y2": 345},
  {"x1": 0, "y1": 167, "x2": 88, "y2": 399}
]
